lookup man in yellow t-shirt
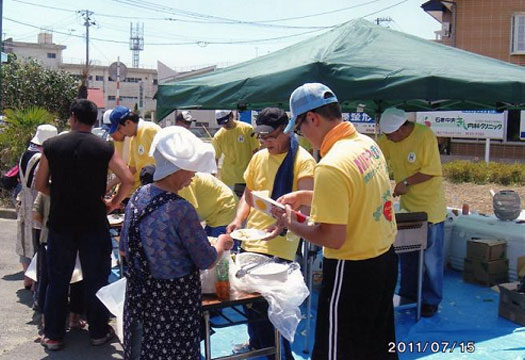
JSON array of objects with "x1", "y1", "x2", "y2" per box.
[
  {"x1": 226, "y1": 107, "x2": 315, "y2": 359},
  {"x1": 178, "y1": 172, "x2": 237, "y2": 237},
  {"x1": 212, "y1": 110, "x2": 259, "y2": 197},
  {"x1": 378, "y1": 107, "x2": 446, "y2": 318},
  {"x1": 108, "y1": 106, "x2": 160, "y2": 192},
  {"x1": 276, "y1": 83, "x2": 398, "y2": 359}
]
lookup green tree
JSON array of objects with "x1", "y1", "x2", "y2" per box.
[
  {"x1": 0, "y1": 107, "x2": 56, "y2": 167},
  {"x1": 1, "y1": 59, "x2": 78, "y2": 127}
]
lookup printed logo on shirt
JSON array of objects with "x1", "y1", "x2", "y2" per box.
[
  {"x1": 237, "y1": 135, "x2": 245, "y2": 143},
  {"x1": 138, "y1": 145, "x2": 145, "y2": 155},
  {"x1": 353, "y1": 145, "x2": 385, "y2": 183},
  {"x1": 373, "y1": 189, "x2": 393, "y2": 222},
  {"x1": 407, "y1": 151, "x2": 416, "y2": 163}
]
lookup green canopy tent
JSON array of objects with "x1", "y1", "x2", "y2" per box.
[{"x1": 155, "y1": 18, "x2": 525, "y2": 120}]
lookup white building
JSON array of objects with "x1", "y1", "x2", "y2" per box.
[{"x1": 3, "y1": 32, "x2": 158, "y2": 120}]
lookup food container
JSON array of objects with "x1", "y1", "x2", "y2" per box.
[{"x1": 235, "y1": 252, "x2": 292, "y2": 282}]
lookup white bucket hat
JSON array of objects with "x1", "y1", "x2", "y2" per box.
[
  {"x1": 149, "y1": 126, "x2": 217, "y2": 181},
  {"x1": 379, "y1": 107, "x2": 407, "y2": 134},
  {"x1": 31, "y1": 124, "x2": 58, "y2": 145}
]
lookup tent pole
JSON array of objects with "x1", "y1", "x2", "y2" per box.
[{"x1": 375, "y1": 111, "x2": 382, "y2": 141}]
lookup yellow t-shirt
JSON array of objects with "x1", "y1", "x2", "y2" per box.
[
  {"x1": 129, "y1": 120, "x2": 161, "y2": 190},
  {"x1": 242, "y1": 147, "x2": 316, "y2": 260},
  {"x1": 212, "y1": 121, "x2": 260, "y2": 187},
  {"x1": 310, "y1": 133, "x2": 397, "y2": 261},
  {"x1": 178, "y1": 173, "x2": 238, "y2": 227},
  {"x1": 378, "y1": 123, "x2": 446, "y2": 224},
  {"x1": 113, "y1": 138, "x2": 140, "y2": 189}
]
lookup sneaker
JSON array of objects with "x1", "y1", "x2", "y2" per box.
[
  {"x1": 421, "y1": 304, "x2": 438, "y2": 317},
  {"x1": 91, "y1": 326, "x2": 115, "y2": 346},
  {"x1": 41, "y1": 336, "x2": 64, "y2": 351},
  {"x1": 232, "y1": 341, "x2": 253, "y2": 354}
]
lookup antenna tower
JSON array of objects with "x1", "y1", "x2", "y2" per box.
[{"x1": 129, "y1": 22, "x2": 144, "y2": 68}]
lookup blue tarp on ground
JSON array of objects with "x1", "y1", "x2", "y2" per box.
[{"x1": 205, "y1": 269, "x2": 525, "y2": 359}]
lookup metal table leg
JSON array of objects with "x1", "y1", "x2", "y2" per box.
[
  {"x1": 274, "y1": 328, "x2": 281, "y2": 360},
  {"x1": 204, "y1": 310, "x2": 212, "y2": 360},
  {"x1": 416, "y1": 248, "x2": 424, "y2": 321}
]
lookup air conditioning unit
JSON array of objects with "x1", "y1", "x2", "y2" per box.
[{"x1": 442, "y1": 22, "x2": 451, "y2": 37}]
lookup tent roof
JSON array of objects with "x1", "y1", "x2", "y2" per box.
[{"x1": 155, "y1": 18, "x2": 525, "y2": 120}]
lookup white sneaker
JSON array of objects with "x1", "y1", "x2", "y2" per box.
[{"x1": 232, "y1": 341, "x2": 252, "y2": 354}]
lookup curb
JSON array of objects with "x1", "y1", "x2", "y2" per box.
[{"x1": 0, "y1": 208, "x2": 17, "y2": 220}]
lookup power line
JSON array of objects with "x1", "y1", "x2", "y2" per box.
[
  {"x1": 13, "y1": 0, "x2": 331, "y2": 29},
  {"x1": 4, "y1": 16, "x2": 327, "y2": 46},
  {"x1": 362, "y1": 0, "x2": 409, "y2": 18}
]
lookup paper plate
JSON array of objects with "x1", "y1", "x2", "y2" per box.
[{"x1": 230, "y1": 228, "x2": 268, "y2": 241}]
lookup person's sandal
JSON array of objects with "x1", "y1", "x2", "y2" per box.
[
  {"x1": 91, "y1": 326, "x2": 116, "y2": 346},
  {"x1": 41, "y1": 335, "x2": 64, "y2": 351},
  {"x1": 69, "y1": 318, "x2": 87, "y2": 330}
]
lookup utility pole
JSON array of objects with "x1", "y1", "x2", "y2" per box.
[
  {"x1": 79, "y1": 10, "x2": 95, "y2": 87},
  {"x1": 375, "y1": 17, "x2": 393, "y2": 26}
]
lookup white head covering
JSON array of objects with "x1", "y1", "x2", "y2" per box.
[
  {"x1": 31, "y1": 124, "x2": 58, "y2": 145},
  {"x1": 149, "y1": 126, "x2": 217, "y2": 181},
  {"x1": 379, "y1": 107, "x2": 407, "y2": 134},
  {"x1": 102, "y1": 109, "x2": 113, "y2": 125}
]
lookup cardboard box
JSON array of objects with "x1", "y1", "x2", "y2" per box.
[
  {"x1": 463, "y1": 258, "x2": 508, "y2": 286},
  {"x1": 498, "y1": 282, "x2": 525, "y2": 326},
  {"x1": 518, "y1": 255, "x2": 525, "y2": 279},
  {"x1": 466, "y1": 239, "x2": 506, "y2": 262}
]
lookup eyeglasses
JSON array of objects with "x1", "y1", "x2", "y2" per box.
[{"x1": 257, "y1": 126, "x2": 283, "y2": 141}]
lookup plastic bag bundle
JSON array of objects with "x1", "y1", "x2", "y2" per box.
[
  {"x1": 230, "y1": 252, "x2": 309, "y2": 342},
  {"x1": 96, "y1": 277, "x2": 127, "y2": 342},
  {"x1": 25, "y1": 250, "x2": 83, "y2": 283}
]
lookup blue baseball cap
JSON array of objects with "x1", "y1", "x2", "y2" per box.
[
  {"x1": 284, "y1": 83, "x2": 339, "y2": 134},
  {"x1": 108, "y1": 106, "x2": 131, "y2": 134}
]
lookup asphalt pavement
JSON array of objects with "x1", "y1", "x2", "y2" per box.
[{"x1": 0, "y1": 218, "x2": 123, "y2": 359}]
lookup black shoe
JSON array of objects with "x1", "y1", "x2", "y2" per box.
[{"x1": 421, "y1": 304, "x2": 438, "y2": 317}]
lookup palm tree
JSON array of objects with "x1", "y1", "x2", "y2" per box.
[{"x1": 0, "y1": 107, "x2": 56, "y2": 167}]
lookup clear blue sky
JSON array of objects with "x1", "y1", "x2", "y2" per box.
[{"x1": 3, "y1": 0, "x2": 440, "y2": 71}]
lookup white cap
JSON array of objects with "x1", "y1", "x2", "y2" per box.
[
  {"x1": 102, "y1": 109, "x2": 113, "y2": 125},
  {"x1": 215, "y1": 110, "x2": 232, "y2": 125},
  {"x1": 149, "y1": 126, "x2": 217, "y2": 181},
  {"x1": 379, "y1": 107, "x2": 407, "y2": 134},
  {"x1": 31, "y1": 124, "x2": 58, "y2": 145}
]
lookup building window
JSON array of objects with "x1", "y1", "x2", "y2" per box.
[
  {"x1": 108, "y1": 96, "x2": 116, "y2": 100},
  {"x1": 95, "y1": 75, "x2": 104, "y2": 81},
  {"x1": 47, "y1": 53, "x2": 56, "y2": 59},
  {"x1": 153, "y1": 79, "x2": 158, "y2": 85},
  {"x1": 124, "y1": 77, "x2": 142, "y2": 83},
  {"x1": 511, "y1": 14, "x2": 525, "y2": 54}
]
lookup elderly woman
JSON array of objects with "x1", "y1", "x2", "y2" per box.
[{"x1": 119, "y1": 126, "x2": 233, "y2": 360}]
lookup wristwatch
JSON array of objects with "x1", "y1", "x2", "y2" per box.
[{"x1": 402, "y1": 179, "x2": 410, "y2": 187}]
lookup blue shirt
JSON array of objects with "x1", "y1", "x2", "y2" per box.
[{"x1": 120, "y1": 184, "x2": 217, "y2": 279}]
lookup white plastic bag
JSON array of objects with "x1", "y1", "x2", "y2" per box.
[
  {"x1": 25, "y1": 250, "x2": 83, "y2": 283},
  {"x1": 200, "y1": 268, "x2": 217, "y2": 294},
  {"x1": 230, "y1": 253, "x2": 309, "y2": 342},
  {"x1": 96, "y1": 277, "x2": 127, "y2": 342}
]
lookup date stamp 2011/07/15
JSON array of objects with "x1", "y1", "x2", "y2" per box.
[{"x1": 388, "y1": 341, "x2": 475, "y2": 354}]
